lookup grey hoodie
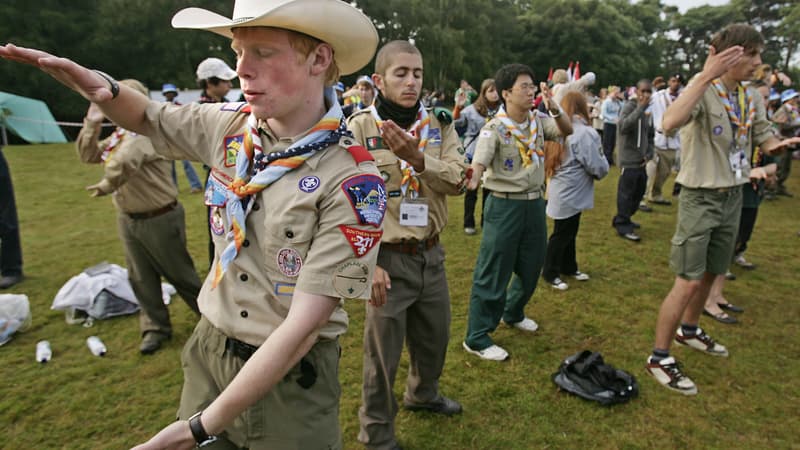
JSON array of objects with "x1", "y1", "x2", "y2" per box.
[{"x1": 616, "y1": 99, "x2": 654, "y2": 168}]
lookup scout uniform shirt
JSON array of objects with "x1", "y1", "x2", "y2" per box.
[
  {"x1": 141, "y1": 101, "x2": 385, "y2": 346},
  {"x1": 677, "y1": 82, "x2": 774, "y2": 189},
  {"x1": 473, "y1": 112, "x2": 561, "y2": 194},
  {"x1": 76, "y1": 120, "x2": 177, "y2": 214},
  {"x1": 346, "y1": 108, "x2": 467, "y2": 243}
]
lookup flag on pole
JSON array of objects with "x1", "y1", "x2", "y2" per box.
[
  {"x1": 566, "y1": 61, "x2": 574, "y2": 82},
  {"x1": 547, "y1": 67, "x2": 553, "y2": 82},
  {"x1": 574, "y1": 61, "x2": 581, "y2": 81}
]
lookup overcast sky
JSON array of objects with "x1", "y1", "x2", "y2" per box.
[{"x1": 660, "y1": 0, "x2": 730, "y2": 13}]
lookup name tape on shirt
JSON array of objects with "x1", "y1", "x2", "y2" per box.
[
  {"x1": 341, "y1": 174, "x2": 386, "y2": 228},
  {"x1": 338, "y1": 225, "x2": 382, "y2": 258}
]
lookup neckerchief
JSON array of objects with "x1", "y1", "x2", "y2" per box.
[
  {"x1": 101, "y1": 128, "x2": 134, "y2": 162},
  {"x1": 495, "y1": 105, "x2": 541, "y2": 168},
  {"x1": 368, "y1": 103, "x2": 430, "y2": 198},
  {"x1": 711, "y1": 79, "x2": 755, "y2": 150},
  {"x1": 213, "y1": 87, "x2": 352, "y2": 288}
]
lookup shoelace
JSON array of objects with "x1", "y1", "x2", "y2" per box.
[{"x1": 662, "y1": 360, "x2": 688, "y2": 381}]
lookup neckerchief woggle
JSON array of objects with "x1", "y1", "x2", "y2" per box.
[
  {"x1": 495, "y1": 105, "x2": 541, "y2": 168},
  {"x1": 368, "y1": 103, "x2": 430, "y2": 198},
  {"x1": 101, "y1": 128, "x2": 133, "y2": 162},
  {"x1": 213, "y1": 87, "x2": 352, "y2": 288}
]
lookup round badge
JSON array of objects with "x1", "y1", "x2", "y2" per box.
[
  {"x1": 380, "y1": 171, "x2": 391, "y2": 182},
  {"x1": 209, "y1": 207, "x2": 225, "y2": 236},
  {"x1": 713, "y1": 125, "x2": 723, "y2": 136},
  {"x1": 276, "y1": 248, "x2": 303, "y2": 277},
  {"x1": 332, "y1": 259, "x2": 370, "y2": 299},
  {"x1": 298, "y1": 176, "x2": 321, "y2": 193}
]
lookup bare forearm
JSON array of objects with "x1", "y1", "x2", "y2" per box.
[{"x1": 96, "y1": 85, "x2": 152, "y2": 134}]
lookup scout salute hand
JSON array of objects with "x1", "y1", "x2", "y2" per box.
[{"x1": 380, "y1": 120, "x2": 426, "y2": 172}]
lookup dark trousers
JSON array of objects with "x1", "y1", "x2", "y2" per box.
[
  {"x1": 602, "y1": 123, "x2": 617, "y2": 165},
  {"x1": 0, "y1": 149, "x2": 22, "y2": 276},
  {"x1": 542, "y1": 213, "x2": 581, "y2": 282},
  {"x1": 612, "y1": 167, "x2": 647, "y2": 235},
  {"x1": 463, "y1": 187, "x2": 491, "y2": 229},
  {"x1": 735, "y1": 206, "x2": 758, "y2": 255}
]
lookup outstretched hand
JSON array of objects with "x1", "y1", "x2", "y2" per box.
[{"x1": 0, "y1": 43, "x2": 114, "y2": 103}]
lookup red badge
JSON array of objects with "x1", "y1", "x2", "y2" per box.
[{"x1": 338, "y1": 225, "x2": 382, "y2": 257}]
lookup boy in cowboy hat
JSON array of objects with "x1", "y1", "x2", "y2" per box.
[{"x1": 1, "y1": 0, "x2": 382, "y2": 448}]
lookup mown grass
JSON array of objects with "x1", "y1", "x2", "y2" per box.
[{"x1": 1, "y1": 143, "x2": 798, "y2": 450}]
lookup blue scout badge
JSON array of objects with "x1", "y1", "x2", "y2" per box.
[
  {"x1": 504, "y1": 158, "x2": 514, "y2": 171},
  {"x1": 204, "y1": 176, "x2": 229, "y2": 207},
  {"x1": 341, "y1": 174, "x2": 386, "y2": 227},
  {"x1": 713, "y1": 125, "x2": 723, "y2": 136},
  {"x1": 298, "y1": 176, "x2": 321, "y2": 193}
]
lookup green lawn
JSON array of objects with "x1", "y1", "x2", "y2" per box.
[{"x1": 1, "y1": 143, "x2": 798, "y2": 449}]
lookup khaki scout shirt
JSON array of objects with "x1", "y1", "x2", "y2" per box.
[
  {"x1": 141, "y1": 101, "x2": 384, "y2": 345},
  {"x1": 473, "y1": 113, "x2": 561, "y2": 193},
  {"x1": 677, "y1": 83, "x2": 774, "y2": 189},
  {"x1": 347, "y1": 109, "x2": 466, "y2": 243},
  {"x1": 76, "y1": 119, "x2": 177, "y2": 214}
]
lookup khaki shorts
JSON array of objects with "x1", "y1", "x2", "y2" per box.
[
  {"x1": 669, "y1": 186, "x2": 742, "y2": 280},
  {"x1": 178, "y1": 317, "x2": 342, "y2": 450}
]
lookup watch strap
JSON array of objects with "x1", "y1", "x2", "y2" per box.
[
  {"x1": 188, "y1": 411, "x2": 217, "y2": 447},
  {"x1": 93, "y1": 70, "x2": 120, "y2": 99}
]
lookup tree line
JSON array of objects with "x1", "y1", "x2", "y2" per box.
[{"x1": 1, "y1": 0, "x2": 798, "y2": 125}]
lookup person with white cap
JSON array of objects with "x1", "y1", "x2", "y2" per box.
[
  {"x1": 771, "y1": 88, "x2": 800, "y2": 197},
  {"x1": 342, "y1": 75, "x2": 376, "y2": 117},
  {"x1": 1, "y1": 0, "x2": 383, "y2": 447},
  {"x1": 196, "y1": 57, "x2": 238, "y2": 103}
]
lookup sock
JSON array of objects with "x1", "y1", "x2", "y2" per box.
[
  {"x1": 650, "y1": 348, "x2": 670, "y2": 363},
  {"x1": 681, "y1": 323, "x2": 698, "y2": 337}
]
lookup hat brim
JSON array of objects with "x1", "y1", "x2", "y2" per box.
[{"x1": 172, "y1": 0, "x2": 377, "y2": 75}]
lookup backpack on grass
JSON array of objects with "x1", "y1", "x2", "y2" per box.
[{"x1": 552, "y1": 350, "x2": 639, "y2": 405}]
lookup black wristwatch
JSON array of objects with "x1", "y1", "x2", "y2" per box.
[
  {"x1": 188, "y1": 411, "x2": 218, "y2": 447},
  {"x1": 93, "y1": 70, "x2": 120, "y2": 99}
]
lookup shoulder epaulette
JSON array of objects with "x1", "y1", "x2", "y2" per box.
[
  {"x1": 432, "y1": 107, "x2": 453, "y2": 125},
  {"x1": 345, "y1": 144, "x2": 373, "y2": 163}
]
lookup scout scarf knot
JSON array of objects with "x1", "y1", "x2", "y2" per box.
[
  {"x1": 495, "y1": 106, "x2": 541, "y2": 168},
  {"x1": 368, "y1": 102, "x2": 430, "y2": 198},
  {"x1": 213, "y1": 87, "x2": 352, "y2": 288},
  {"x1": 711, "y1": 79, "x2": 755, "y2": 149}
]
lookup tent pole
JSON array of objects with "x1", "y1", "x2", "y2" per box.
[{"x1": 1, "y1": 125, "x2": 7, "y2": 146}]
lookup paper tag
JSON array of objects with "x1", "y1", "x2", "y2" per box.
[{"x1": 399, "y1": 198, "x2": 429, "y2": 227}]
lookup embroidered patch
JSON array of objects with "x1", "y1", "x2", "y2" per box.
[
  {"x1": 298, "y1": 176, "x2": 321, "y2": 193},
  {"x1": 341, "y1": 174, "x2": 387, "y2": 228},
  {"x1": 504, "y1": 158, "x2": 514, "y2": 171},
  {"x1": 332, "y1": 259, "x2": 370, "y2": 298},
  {"x1": 220, "y1": 102, "x2": 247, "y2": 112},
  {"x1": 223, "y1": 134, "x2": 244, "y2": 167},
  {"x1": 209, "y1": 207, "x2": 225, "y2": 236},
  {"x1": 366, "y1": 136, "x2": 384, "y2": 150},
  {"x1": 713, "y1": 125, "x2": 723, "y2": 136},
  {"x1": 428, "y1": 128, "x2": 442, "y2": 144},
  {"x1": 274, "y1": 282, "x2": 295, "y2": 297},
  {"x1": 276, "y1": 248, "x2": 303, "y2": 277},
  {"x1": 205, "y1": 175, "x2": 229, "y2": 207},
  {"x1": 339, "y1": 225, "x2": 382, "y2": 257}
]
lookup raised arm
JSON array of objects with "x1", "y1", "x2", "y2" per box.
[{"x1": 0, "y1": 44, "x2": 152, "y2": 133}]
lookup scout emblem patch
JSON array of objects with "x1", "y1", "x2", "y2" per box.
[
  {"x1": 713, "y1": 125, "x2": 723, "y2": 136},
  {"x1": 341, "y1": 174, "x2": 386, "y2": 228},
  {"x1": 333, "y1": 259, "x2": 370, "y2": 298},
  {"x1": 298, "y1": 176, "x2": 321, "y2": 193},
  {"x1": 428, "y1": 128, "x2": 442, "y2": 145},
  {"x1": 366, "y1": 136, "x2": 384, "y2": 150},
  {"x1": 276, "y1": 248, "x2": 303, "y2": 277},
  {"x1": 504, "y1": 158, "x2": 514, "y2": 171},
  {"x1": 274, "y1": 283, "x2": 295, "y2": 297},
  {"x1": 223, "y1": 134, "x2": 244, "y2": 167},
  {"x1": 209, "y1": 207, "x2": 225, "y2": 236},
  {"x1": 339, "y1": 225, "x2": 382, "y2": 257}
]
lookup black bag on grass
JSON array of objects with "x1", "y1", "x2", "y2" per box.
[{"x1": 552, "y1": 350, "x2": 639, "y2": 405}]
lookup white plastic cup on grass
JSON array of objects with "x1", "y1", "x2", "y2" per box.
[{"x1": 36, "y1": 340, "x2": 52, "y2": 363}]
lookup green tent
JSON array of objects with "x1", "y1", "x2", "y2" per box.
[{"x1": 0, "y1": 91, "x2": 67, "y2": 144}]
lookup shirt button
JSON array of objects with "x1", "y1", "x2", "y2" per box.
[
  {"x1": 252, "y1": 202, "x2": 260, "y2": 211},
  {"x1": 242, "y1": 239, "x2": 250, "y2": 248},
  {"x1": 285, "y1": 230, "x2": 294, "y2": 238},
  {"x1": 240, "y1": 273, "x2": 248, "y2": 282},
  {"x1": 240, "y1": 310, "x2": 248, "y2": 318}
]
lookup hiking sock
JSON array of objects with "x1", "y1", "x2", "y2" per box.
[
  {"x1": 680, "y1": 323, "x2": 698, "y2": 337},
  {"x1": 650, "y1": 348, "x2": 670, "y2": 363}
]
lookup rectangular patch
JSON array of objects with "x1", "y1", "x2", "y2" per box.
[
  {"x1": 339, "y1": 225, "x2": 383, "y2": 257},
  {"x1": 428, "y1": 128, "x2": 441, "y2": 145},
  {"x1": 223, "y1": 134, "x2": 244, "y2": 167},
  {"x1": 220, "y1": 102, "x2": 247, "y2": 112},
  {"x1": 366, "y1": 136, "x2": 384, "y2": 150},
  {"x1": 274, "y1": 283, "x2": 295, "y2": 296}
]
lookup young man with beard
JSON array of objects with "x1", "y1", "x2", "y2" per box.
[{"x1": 347, "y1": 40, "x2": 467, "y2": 450}]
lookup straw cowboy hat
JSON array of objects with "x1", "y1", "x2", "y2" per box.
[{"x1": 171, "y1": 0, "x2": 378, "y2": 75}]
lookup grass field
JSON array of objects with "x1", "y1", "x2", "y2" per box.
[{"x1": 1, "y1": 143, "x2": 799, "y2": 449}]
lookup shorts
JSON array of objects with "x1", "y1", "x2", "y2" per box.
[{"x1": 669, "y1": 186, "x2": 742, "y2": 280}]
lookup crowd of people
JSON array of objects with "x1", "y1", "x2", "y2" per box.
[{"x1": 2, "y1": 1, "x2": 800, "y2": 447}]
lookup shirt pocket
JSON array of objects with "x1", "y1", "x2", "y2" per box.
[
  {"x1": 262, "y1": 208, "x2": 315, "y2": 280},
  {"x1": 372, "y1": 149, "x2": 403, "y2": 191}
]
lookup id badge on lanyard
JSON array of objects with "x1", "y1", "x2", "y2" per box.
[
  {"x1": 728, "y1": 144, "x2": 746, "y2": 182},
  {"x1": 399, "y1": 197, "x2": 429, "y2": 227}
]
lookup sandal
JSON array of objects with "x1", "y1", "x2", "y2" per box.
[
  {"x1": 703, "y1": 309, "x2": 738, "y2": 324},
  {"x1": 718, "y1": 302, "x2": 744, "y2": 313}
]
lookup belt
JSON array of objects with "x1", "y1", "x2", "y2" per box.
[
  {"x1": 381, "y1": 234, "x2": 439, "y2": 256},
  {"x1": 693, "y1": 186, "x2": 739, "y2": 194},
  {"x1": 127, "y1": 201, "x2": 177, "y2": 220},
  {"x1": 225, "y1": 336, "x2": 259, "y2": 362},
  {"x1": 491, "y1": 191, "x2": 541, "y2": 200}
]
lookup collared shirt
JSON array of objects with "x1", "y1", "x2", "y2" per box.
[
  {"x1": 346, "y1": 108, "x2": 467, "y2": 243},
  {"x1": 141, "y1": 101, "x2": 383, "y2": 345},
  {"x1": 76, "y1": 119, "x2": 177, "y2": 214},
  {"x1": 677, "y1": 83, "x2": 774, "y2": 189},
  {"x1": 473, "y1": 113, "x2": 561, "y2": 193}
]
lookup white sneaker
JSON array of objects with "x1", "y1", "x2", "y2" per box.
[
  {"x1": 503, "y1": 317, "x2": 539, "y2": 332},
  {"x1": 549, "y1": 277, "x2": 569, "y2": 290},
  {"x1": 464, "y1": 227, "x2": 477, "y2": 235},
  {"x1": 462, "y1": 341, "x2": 509, "y2": 361},
  {"x1": 674, "y1": 327, "x2": 729, "y2": 357},
  {"x1": 572, "y1": 271, "x2": 590, "y2": 281},
  {"x1": 645, "y1": 356, "x2": 697, "y2": 395}
]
